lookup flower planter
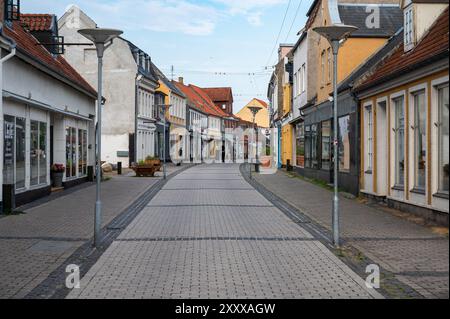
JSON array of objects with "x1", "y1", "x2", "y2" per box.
[{"x1": 132, "y1": 165, "x2": 159, "y2": 177}]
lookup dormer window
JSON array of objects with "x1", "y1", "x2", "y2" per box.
[
  {"x1": 404, "y1": 5, "x2": 415, "y2": 51},
  {"x1": 4, "y1": 0, "x2": 20, "y2": 21}
]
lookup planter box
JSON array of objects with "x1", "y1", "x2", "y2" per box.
[{"x1": 132, "y1": 165, "x2": 161, "y2": 177}]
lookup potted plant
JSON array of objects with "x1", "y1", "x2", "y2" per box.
[
  {"x1": 132, "y1": 159, "x2": 160, "y2": 177},
  {"x1": 51, "y1": 164, "x2": 65, "y2": 188},
  {"x1": 145, "y1": 156, "x2": 161, "y2": 166}
]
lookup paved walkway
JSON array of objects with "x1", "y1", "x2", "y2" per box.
[
  {"x1": 68, "y1": 164, "x2": 382, "y2": 299},
  {"x1": 253, "y1": 169, "x2": 449, "y2": 299},
  {"x1": 0, "y1": 164, "x2": 184, "y2": 299}
]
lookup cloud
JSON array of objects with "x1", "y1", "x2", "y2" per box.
[
  {"x1": 60, "y1": 0, "x2": 220, "y2": 36},
  {"x1": 247, "y1": 12, "x2": 263, "y2": 27},
  {"x1": 213, "y1": 0, "x2": 286, "y2": 26}
]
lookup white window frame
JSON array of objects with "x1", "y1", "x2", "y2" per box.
[
  {"x1": 391, "y1": 91, "x2": 406, "y2": 188},
  {"x1": 364, "y1": 102, "x2": 373, "y2": 172},
  {"x1": 404, "y1": 5, "x2": 415, "y2": 51}
]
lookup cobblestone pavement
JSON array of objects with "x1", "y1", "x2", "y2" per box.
[
  {"x1": 253, "y1": 170, "x2": 449, "y2": 299},
  {"x1": 0, "y1": 164, "x2": 184, "y2": 299},
  {"x1": 68, "y1": 164, "x2": 382, "y2": 299}
]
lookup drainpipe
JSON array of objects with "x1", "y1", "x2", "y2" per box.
[
  {"x1": 134, "y1": 73, "x2": 143, "y2": 164},
  {"x1": 1, "y1": 25, "x2": 17, "y2": 210}
]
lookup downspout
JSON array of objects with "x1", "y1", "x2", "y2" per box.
[
  {"x1": 1, "y1": 25, "x2": 17, "y2": 208},
  {"x1": 134, "y1": 73, "x2": 143, "y2": 164}
]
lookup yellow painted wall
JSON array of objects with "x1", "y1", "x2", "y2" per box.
[
  {"x1": 281, "y1": 124, "x2": 293, "y2": 166},
  {"x1": 317, "y1": 37, "x2": 387, "y2": 104},
  {"x1": 236, "y1": 99, "x2": 270, "y2": 128},
  {"x1": 283, "y1": 84, "x2": 292, "y2": 116},
  {"x1": 157, "y1": 80, "x2": 185, "y2": 126}
]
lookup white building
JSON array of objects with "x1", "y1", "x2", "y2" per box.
[
  {"x1": 1, "y1": 10, "x2": 96, "y2": 209},
  {"x1": 292, "y1": 31, "x2": 308, "y2": 168},
  {"x1": 58, "y1": 5, "x2": 159, "y2": 167}
]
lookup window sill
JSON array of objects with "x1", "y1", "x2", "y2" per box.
[
  {"x1": 410, "y1": 188, "x2": 426, "y2": 195},
  {"x1": 392, "y1": 185, "x2": 405, "y2": 192},
  {"x1": 433, "y1": 192, "x2": 449, "y2": 200}
]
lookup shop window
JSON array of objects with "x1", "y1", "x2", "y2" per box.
[
  {"x1": 296, "y1": 123, "x2": 305, "y2": 168},
  {"x1": 30, "y1": 121, "x2": 47, "y2": 186},
  {"x1": 394, "y1": 97, "x2": 405, "y2": 186},
  {"x1": 438, "y1": 84, "x2": 449, "y2": 192},
  {"x1": 338, "y1": 116, "x2": 351, "y2": 173},
  {"x1": 78, "y1": 129, "x2": 88, "y2": 176},
  {"x1": 66, "y1": 127, "x2": 77, "y2": 178},
  {"x1": 412, "y1": 90, "x2": 426, "y2": 190},
  {"x1": 3, "y1": 115, "x2": 26, "y2": 190},
  {"x1": 321, "y1": 120, "x2": 332, "y2": 170}
]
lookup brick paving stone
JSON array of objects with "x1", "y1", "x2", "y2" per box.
[
  {"x1": 253, "y1": 170, "x2": 449, "y2": 299},
  {"x1": 0, "y1": 164, "x2": 186, "y2": 299},
  {"x1": 118, "y1": 206, "x2": 313, "y2": 239},
  {"x1": 67, "y1": 164, "x2": 382, "y2": 299},
  {"x1": 67, "y1": 240, "x2": 381, "y2": 299}
]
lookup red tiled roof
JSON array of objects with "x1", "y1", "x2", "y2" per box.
[
  {"x1": 3, "y1": 20, "x2": 97, "y2": 97},
  {"x1": 20, "y1": 14, "x2": 54, "y2": 32},
  {"x1": 173, "y1": 81, "x2": 210, "y2": 114},
  {"x1": 190, "y1": 85, "x2": 229, "y2": 118},
  {"x1": 202, "y1": 87, "x2": 233, "y2": 103},
  {"x1": 356, "y1": 7, "x2": 449, "y2": 91}
]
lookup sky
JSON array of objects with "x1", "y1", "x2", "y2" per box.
[{"x1": 22, "y1": 0, "x2": 313, "y2": 112}]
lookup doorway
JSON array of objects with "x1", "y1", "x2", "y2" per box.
[{"x1": 376, "y1": 100, "x2": 388, "y2": 195}]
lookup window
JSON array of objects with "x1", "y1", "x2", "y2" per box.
[
  {"x1": 327, "y1": 48, "x2": 332, "y2": 83},
  {"x1": 320, "y1": 51, "x2": 325, "y2": 87},
  {"x1": 404, "y1": 6, "x2": 414, "y2": 49},
  {"x1": 338, "y1": 116, "x2": 351, "y2": 172},
  {"x1": 30, "y1": 121, "x2": 47, "y2": 186},
  {"x1": 394, "y1": 97, "x2": 405, "y2": 186},
  {"x1": 296, "y1": 123, "x2": 305, "y2": 168},
  {"x1": 438, "y1": 84, "x2": 449, "y2": 192},
  {"x1": 321, "y1": 120, "x2": 332, "y2": 170},
  {"x1": 3, "y1": 115, "x2": 26, "y2": 190},
  {"x1": 413, "y1": 90, "x2": 426, "y2": 189},
  {"x1": 366, "y1": 105, "x2": 373, "y2": 171},
  {"x1": 302, "y1": 64, "x2": 306, "y2": 92},
  {"x1": 305, "y1": 126, "x2": 311, "y2": 168},
  {"x1": 66, "y1": 127, "x2": 77, "y2": 178},
  {"x1": 78, "y1": 129, "x2": 88, "y2": 176}
]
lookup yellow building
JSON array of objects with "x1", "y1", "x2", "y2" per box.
[{"x1": 236, "y1": 98, "x2": 270, "y2": 128}]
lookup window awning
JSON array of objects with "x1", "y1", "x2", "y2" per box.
[{"x1": 2, "y1": 90, "x2": 94, "y2": 122}]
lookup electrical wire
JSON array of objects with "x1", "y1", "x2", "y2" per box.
[{"x1": 265, "y1": 0, "x2": 292, "y2": 67}]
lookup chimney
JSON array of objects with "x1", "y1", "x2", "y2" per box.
[
  {"x1": 178, "y1": 77, "x2": 184, "y2": 85},
  {"x1": 278, "y1": 44, "x2": 293, "y2": 62}
]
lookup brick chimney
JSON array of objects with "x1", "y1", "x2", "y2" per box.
[
  {"x1": 178, "y1": 77, "x2": 184, "y2": 85},
  {"x1": 278, "y1": 44, "x2": 293, "y2": 62}
]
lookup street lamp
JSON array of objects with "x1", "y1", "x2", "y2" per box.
[
  {"x1": 248, "y1": 106, "x2": 262, "y2": 179},
  {"x1": 158, "y1": 104, "x2": 172, "y2": 179},
  {"x1": 313, "y1": 24, "x2": 357, "y2": 247},
  {"x1": 78, "y1": 28, "x2": 123, "y2": 248}
]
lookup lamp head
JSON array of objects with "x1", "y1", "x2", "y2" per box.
[
  {"x1": 78, "y1": 28, "x2": 123, "y2": 57},
  {"x1": 248, "y1": 106, "x2": 263, "y2": 117},
  {"x1": 313, "y1": 24, "x2": 358, "y2": 53}
]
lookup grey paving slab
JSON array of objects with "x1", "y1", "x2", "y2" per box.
[
  {"x1": 118, "y1": 206, "x2": 313, "y2": 239},
  {"x1": 67, "y1": 240, "x2": 381, "y2": 299}
]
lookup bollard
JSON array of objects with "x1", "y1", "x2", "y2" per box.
[
  {"x1": 287, "y1": 159, "x2": 293, "y2": 172},
  {"x1": 2, "y1": 184, "x2": 15, "y2": 214},
  {"x1": 117, "y1": 162, "x2": 122, "y2": 175}
]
